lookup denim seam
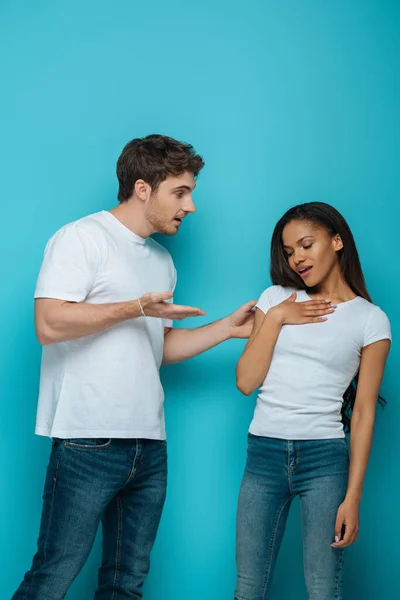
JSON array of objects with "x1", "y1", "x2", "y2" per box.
[
  {"x1": 287, "y1": 443, "x2": 294, "y2": 495},
  {"x1": 21, "y1": 442, "x2": 65, "y2": 599},
  {"x1": 260, "y1": 495, "x2": 293, "y2": 600},
  {"x1": 295, "y1": 441, "x2": 300, "y2": 471},
  {"x1": 63, "y1": 439, "x2": 112, "y2": 450},
  {"x1": 124, "y1": 439, "x2": 140, "y2": 485},
  {"x1": 333, "y1": 548, "x2": 344, "y2": 600},
  {"x1": 111, "y1": 495, "x2": 123, "y2": 600}
]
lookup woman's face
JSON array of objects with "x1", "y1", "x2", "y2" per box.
[{"x1": 282, "y1": 219, "x2": 343, "y2": 288}]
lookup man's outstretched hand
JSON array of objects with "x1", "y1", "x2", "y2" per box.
[{"x1": 140, "y1": 292, "x2": 206, "y2": 321}]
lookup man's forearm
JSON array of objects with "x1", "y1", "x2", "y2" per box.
[
  {"x1": 162, "y1": 317, "x2": 231, "y2": 364},
  {"x1": 35, "y1": 299, "x2": 142, "y2": 345}
]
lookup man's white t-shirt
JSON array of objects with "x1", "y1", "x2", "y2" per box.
[
  {"x1": 250, "y1": 285, "x2": 391, "y2": 440},
  {"x1": 34, "y1": 211, "x2": 176, "y2": 440}
]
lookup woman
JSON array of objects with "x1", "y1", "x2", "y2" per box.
[{"x1": 235, "y1": 202, "x2": 391, "y2": 600}]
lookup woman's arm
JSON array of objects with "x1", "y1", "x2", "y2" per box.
[
  {"x1": 236, "y1": 293, "x2": 334, "y2": 396},
  {"x1": 332, "y1": 338, "x2": 391, "y2": 548}
]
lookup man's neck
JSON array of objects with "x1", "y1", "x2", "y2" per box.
[{"x1": 109, "y1": 200, "x2": 154, "y2": 239}]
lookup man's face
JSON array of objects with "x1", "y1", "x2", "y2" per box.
[{"x1": 145, "y1": 172, "x2": 196, "y2": 236}]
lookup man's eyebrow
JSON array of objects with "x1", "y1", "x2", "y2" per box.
[{"x1": 172, "y1": 184, "x2": 195, "y2": 192}]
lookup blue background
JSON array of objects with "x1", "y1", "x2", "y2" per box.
[{"x1": 1, "y1": 1, "x2": 398, "y2": 598}]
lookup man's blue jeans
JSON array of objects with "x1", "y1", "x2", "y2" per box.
[
  {"x1": 12, "y1": 437, "x2": 168, "y2": 599},
  {"x1": 235, "y1": 434, "x2": 349, "y2": 600}
]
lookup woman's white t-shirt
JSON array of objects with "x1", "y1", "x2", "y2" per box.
[{"x1": 250, "y1": 285, "x2": 391, "y2": 440}]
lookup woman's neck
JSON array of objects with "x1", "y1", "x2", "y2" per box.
[{"x1": 308, "y1": 269, "x2": 356, "y2": 304}]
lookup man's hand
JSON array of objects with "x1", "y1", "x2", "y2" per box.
[
  {"x1": 140, "y1": 292, "x2": 206, "y2": 321},
  {"x1": 228, "y1": 300, "x2": 258, "y2": 339}
]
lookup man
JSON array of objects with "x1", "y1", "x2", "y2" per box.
[{"x1": 13, "y1": 134, "x2": 256, "y2": 599}]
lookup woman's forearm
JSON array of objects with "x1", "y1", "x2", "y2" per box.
[{"x1": 345, "y1": 410, "x2": 375, "y2": 502}]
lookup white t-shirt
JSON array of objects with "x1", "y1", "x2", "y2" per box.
[
  {"x1": 250, "y1": 285, "x2": 391, "y2": 440},
  {"x1": 34, "y1": 211, "x2": 176, "y2": 440}
]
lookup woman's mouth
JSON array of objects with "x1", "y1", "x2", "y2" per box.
[{"x1": 298, "y1": 266, "x2": 313, "y2": 279}]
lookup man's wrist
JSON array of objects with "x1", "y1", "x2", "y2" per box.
[
  {"x1": 221, "y1": 315, "x2": 233, "y2": 340},
  {"x1": 126, "y1": 299, "x2": 143, "y2": 319}
]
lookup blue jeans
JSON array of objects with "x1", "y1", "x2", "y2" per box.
[
  {"x1": 235, "y1": 434, "x2": 349, "y2": 600},
  {"x1": 12, "y1": 438, "x2": 168, "y2": 600}
]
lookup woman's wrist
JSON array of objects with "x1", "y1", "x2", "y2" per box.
[
  {"x1": 268, "y1": 305, "x2": 285, "y2": 326},
  {"x1": 344, "y1": 489, "x2": 362, "y2": 504}
]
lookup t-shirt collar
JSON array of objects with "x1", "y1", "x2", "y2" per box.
[{"x1": 102, "y1": 211, "x2": 147, "y2": 245}]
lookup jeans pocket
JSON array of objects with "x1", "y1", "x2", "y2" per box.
[{"x1": 63, "y1": 438, "x2": 112, "y2": 450}]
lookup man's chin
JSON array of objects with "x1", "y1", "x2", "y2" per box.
[{"x1": 156, "y1": 224, "x2": 179, "y2": 236}]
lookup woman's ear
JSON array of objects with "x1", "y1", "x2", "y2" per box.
[{"x1": 333, "y1": 234, "x2": 344, "y2": 252}]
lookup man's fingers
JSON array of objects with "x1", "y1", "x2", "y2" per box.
[
  {"x1": 165, "y1": 303, "x2": 206, "y2": 317},
  {"x1": 155, "y1": 292, "x2": 174, "y2": 301},
  {"x1": 246, "y1": 300, "x2": 258, "y2": 310},
  {"x1": 171, "y1": 312, "x2": 205, "y2": 320},
  {"x1": 146, "y1": 292, "x2": 174, "y2": 304}
]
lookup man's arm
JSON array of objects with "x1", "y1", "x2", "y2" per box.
[
  {"x1": 35, "y1": 292, "x2": 205, "y2": 345},
  {"x1": 162, "y1": 301, "x2": 256, "y2": 364},
  {"x1": 35, "y1": 298, "x2": 142, "y2": 345}
]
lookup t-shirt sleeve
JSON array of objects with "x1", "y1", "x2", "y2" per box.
[
  {"x1": 34, "y1": 224, "x2": 100, "y2": 302},
  {"x1": 363, "y1": 306, "x2": 392, "y2": 347},
  {"x1": 255, "y1": 287, "x2": 274, "y2": 314},
  {"x1": 163, "y1": 262, "x2": 177, "y2": 329}
]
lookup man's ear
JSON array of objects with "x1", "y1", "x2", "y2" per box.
[{"x1": 134, "y1": 179, "x2": 151, "y2": 201}]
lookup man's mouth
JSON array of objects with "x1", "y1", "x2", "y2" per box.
[{"x1": 297, "y1": 266, "x2": 313, "y2": 279}]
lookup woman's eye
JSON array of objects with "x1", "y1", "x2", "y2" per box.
[{"x1": 303, "y1": 244, "x2": 313, "y2": 250}]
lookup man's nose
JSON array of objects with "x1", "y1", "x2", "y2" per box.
[{"x1": 183, "y1": 196, "x2": 196, "y2": 214}]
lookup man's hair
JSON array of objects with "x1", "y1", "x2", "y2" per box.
[{"x1": 116, "y1": 134, "x2": 205, "y2": 202}]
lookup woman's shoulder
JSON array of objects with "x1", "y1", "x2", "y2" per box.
[
  {"x1": 352, "y1": 297, "x2": 390, "y2": 321},
  {"x1": 350, "y1": 298, "x2": 391, "y2": 344},
  {"x1": 257, "y1": 285, "x2": 297, "y2": 308}
]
